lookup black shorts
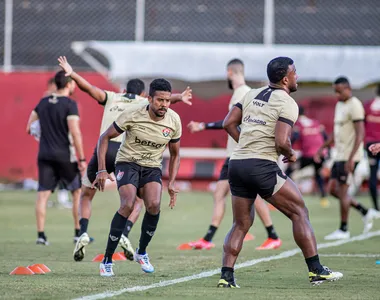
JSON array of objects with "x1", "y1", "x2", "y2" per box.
[
  {"x1": 115, "y1": 162, "x2": 162, "y2": 190},
  {"x1": 38, "y1": 159, "x2": 81, "y2": 192},
  {"x1": 330, "y1": 161, "x2": 358, "y2": 184},
  {"x1": 83, "y1": 141, "x2": 121, "y2": 187},
  {"x1": 218, "y1": 158, "x2": 230, "y2": 181},
  {"x1": 228, "y1": 158, "x2": 287, "y2": 200}
]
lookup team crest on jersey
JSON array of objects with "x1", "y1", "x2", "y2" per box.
[
  {"x1": 162, "y1": 128, "x2": 171, "y2": 137},
  {"x1": 116, "y1": 170, "x2": 124, "y2": 181}
]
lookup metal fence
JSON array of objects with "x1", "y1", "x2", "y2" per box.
[{"x1": 1, "y1": 0, "x2": 380, "y2": 71}]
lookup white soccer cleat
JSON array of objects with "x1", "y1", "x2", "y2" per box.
[
  {"x1": 134, "y1": 249, "x2": 154, "y2": 273},
  {"x1": 100, "y1": 262, "x2": 115, "y2": 277},
  {"x1": 36, "y1": 237, "x2": 49, "y2": 245},
  {"x1": 119, "y1": 234, "x2": 135, "y2": 261},
  {"x1": 73, "y1": 232, "x2": 90, "y2": 261},
  {"x1": 324, "y1": 229, "x2": 350, "y2": 240},
  {"x1": 362, "y1": 208, "x2": 380, "y2": 233}
]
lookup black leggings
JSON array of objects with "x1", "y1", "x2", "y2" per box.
[{"x1": 367, "y1": 143, "x2": 380, "y2": 210}]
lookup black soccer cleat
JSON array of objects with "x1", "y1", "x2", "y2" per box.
[
  {"x1": 309, "y1": 266, "x2": 343, "y2": 286},
  {"x1": 217, "y1": 278, "x2": 240, "y2": 288}
]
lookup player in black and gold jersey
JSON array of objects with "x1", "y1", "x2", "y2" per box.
[
  {"x1": 94, "y1": 79, "x2": 181, "y2": 277},
  {"x1": 58, "y1": 57, "x2": 191, "y2": 262},
  {"x1": 218, "y1": 57, "x2": 342, "y2": 288}
]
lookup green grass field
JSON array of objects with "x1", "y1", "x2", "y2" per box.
[{"x1": 0, "y1": 190, "x2": 379, "y2": 300}]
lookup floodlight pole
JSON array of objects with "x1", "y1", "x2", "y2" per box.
[
  {"x1": 4, "y1": 0, "x2": 13, "y2": 72},
  {"x1": 263, "y1": 0, "x2": 275, "y2": 45},
  {"x1": 135, "y1": 0, "x2": 146, "y2": 42}
]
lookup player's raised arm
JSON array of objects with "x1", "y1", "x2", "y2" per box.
[
  {"x1": 275, "y1": 121, "x2": 296, "y2": 163},
  {"x1": 93, "y1": 123, "x2": 120, "y2": 191},
  {"x1": 168, "y1": 139, "x2": 181, "y2": 209},
  {"x1": 58, "y1": 56, "x2": 107, "y2": 104},
  {"x1": 26, "y1": 110, "x2": 39, "y2": 134},
  {"x1": 169, "y1": 86, "x2": 192, "y2": 106},
  {"x1": 223, "y1": 103, "x2": 242, "y2": 143}
]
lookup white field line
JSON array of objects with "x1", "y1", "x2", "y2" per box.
[
  {"x1": 73, "y1": 230, "x2": 380, "y2": 300},
  {"x1": 320, "y1": 253, "x2": 380, "y2": 258}
]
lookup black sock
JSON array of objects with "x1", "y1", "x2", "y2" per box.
[
  {"x1": 123, "y1": 220, "x2": 134, "y2": 238},
  {"x1": 352, "y1": 203, "x2": 368, "y2": 216},
  {"x1": 38, "y1": 231, "x2": 46, "y2": 239},
  {"x1": 75, "y1": 228, "x2": 80, "y2": 237},
  {"x1": 221, "y1": 267, "x2": 234, "y2": 281},
  {"x1": 340, "y1": 221, "x2": 348, "y2": 232},
  {"x1": 138, "y1": 211, "x2": 160, "y2": 255},
  {"x1": 305, "y1": 255, "x2": 323, "y2": 272},
  {"x1": 103, "y1": 212, "x2": 128, "y2": 264},
  {"x1": 265, "y1": 225, "x2": 278, "y2": 240},
  {"x1": 203, "y1": 225, "x2": 218, "y2": 242},
  {"x1": 79, "y1": 218, "x2": 89, "y2": 236}
]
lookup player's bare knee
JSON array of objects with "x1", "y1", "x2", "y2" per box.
[
  {"x1": 119, "y1": 198, "x2": 134, "y2": 216},
  {"x1": 145, "y1": 199, "x2": 161, "y2": 215}
]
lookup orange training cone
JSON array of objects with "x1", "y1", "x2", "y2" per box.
[
  {"x1": 112, "y1": 252, "x2": 126, "y2": 261},
  {"x1": 30, "y1": 264, "x2": 51, "y2": 273},
  {"x1": 92, "y1": 254, "x2": 104, "y2": 262},
  {"x1": 116, "y1": 251, "x2": 127, "y2": 259},
  {"x1": 10, "y1": 266, "x2": 35, "y2": 275},
  {"x1": 28, "y1": 265, "x2": 45, "y2": 274},
  {"x1": 177, "y1": 243, "x2": 193, "y2": 250}
]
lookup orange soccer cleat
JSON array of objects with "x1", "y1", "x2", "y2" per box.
[{"x1": 255, "y1": 238, "x2": 282, "y2": 250}]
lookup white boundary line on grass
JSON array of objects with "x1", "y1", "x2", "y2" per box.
[
  {"x1": 73, "y1": 230, "x2": 380, "y2": 300},
  {"x1": 320, "y1": 253, "x2": 380, "y2": 258}
]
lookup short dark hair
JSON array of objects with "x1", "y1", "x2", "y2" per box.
[
  {"x1": 54, "y1": 70, "x2": 72, "y2": 89},
  {"x1": 377, "y1": 84, "x2": 380, "y2": 96},
  {"x1": 299, "y1": 106, "x2": 305, "y2": 115},
  {"x1": 267, "y1": 57, "x2": 294, "y2": 84},
  {"x1": 149, "y1": 78, "x2": 172, "y2": 97},
  {"x1": 47, "y1": 77, "x2": 55, "y2": 85},
  {"x1": 227, "y1": 58, "x2": 244, "y2": 67},
  {"x1": 126, "y1": 79, "x2": 145, "y2": 95},
  {"x1": 334, "y1": 76, "x2": 350, "y2": 86}
]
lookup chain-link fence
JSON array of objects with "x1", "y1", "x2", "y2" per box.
[
  {"x1": 275, "y1": 0, "x2": 380, "y2": 45},
  {"x1": 1, "y1": 0, "x2": 379, "y2": 70}
]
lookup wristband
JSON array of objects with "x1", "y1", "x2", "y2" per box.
[
  {"x1": 199, "y1": 122, "x2": 205, "y2": 130},
  {"x1": 96, "y1": 170, "x2": 107, "y2": 175},
  {"x1": 79, "y1": 158, "x2": 86, "y2": 162}
]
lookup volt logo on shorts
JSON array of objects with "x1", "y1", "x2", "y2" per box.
[
  {"x1": 135, "y1": 136, "x2": 165, "y2": 148},
  {"x1": 162, "y1": 127, "x2": 171, "y2": 137},
  {"x1": 116, "y1": 170, "x2": 124, "y2": 181}
]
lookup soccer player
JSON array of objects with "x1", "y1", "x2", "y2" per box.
[
  {"x1": 57, "y1": 57, "x2": 192, "y2": 261},
  {"x1": 94, "y1": 78, "x2": 181, "y2": 277},
  {"x1": 219, "y1": 57, "x2": 342, "y2": 288},
  {"x1": 286, "y1": 106, "x2": 330, "y2": 208},
  {"x1": 316, "y1": 77, "x2": 380, "y2": 240},
  {"x1": 180, "y1": 59, "x2": 282, "y2": 251},
  {"x1": 364, "y1": 84, "x2": 380, "y2": 211},
  {"x1": 26, "y1": 70, "x2": 86, "y2": 245}
]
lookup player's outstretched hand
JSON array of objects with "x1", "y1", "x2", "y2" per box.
[
  {"x1": 92, "y1": 171, "x2": 114, "y2": 192},
  {"x1": 187, "y1": 121, "x2": 204, "y2": 133},
  {"x1": 58, "y1": 56, "x2": 73, "y2": 77},
  {"x1": 181, "y1": 86, "x2": 192, "y2": 106},
  {"x1": 168, "y1": 182, "x2": 179, "y2": 209},
  {"x1": 369, "y1": 143, "x2": 380, "y2": 155}
]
